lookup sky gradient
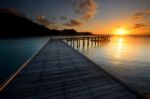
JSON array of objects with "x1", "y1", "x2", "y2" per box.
[{"x1": 0, "y1": 0, "x2": 150, "y2": 35}]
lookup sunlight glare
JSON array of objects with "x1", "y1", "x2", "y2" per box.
[{"x1": 115, "y1": 27, "x2": 128, "y2": 35}]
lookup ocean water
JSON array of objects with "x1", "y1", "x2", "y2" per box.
[
  {"x1": 69, "y1": 36, "x2": 150, "y2": 93},
  {"x1": 0, "y1": 37, "x2": 49, "y2": 85}
]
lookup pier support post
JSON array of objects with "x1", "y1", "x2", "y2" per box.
[
  {"x1": 83, "y1": 38, "x2": 85, "y2": 49},
  {"x1": 95, "y1": 37, "x2": 96, "y2": 46},
  {"x1": 73, "y1": 38, "x2": 75, "y2": 48},
  {"x1": 87, "y1": 37, "x2": 89, "y2": 47},
  {"x1": 78, "y1": 38, "x2": 80, "y2": 48},
  {"x1": 91, "y1": 37, "x2": 93, "y2": 46},
  {"x1": 77, "y1": 38, "x2": 79, "y2": 49}
]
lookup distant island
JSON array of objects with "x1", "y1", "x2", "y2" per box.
[{"x1": 0, "y1": 12, "x2": 93, "y2": 38}]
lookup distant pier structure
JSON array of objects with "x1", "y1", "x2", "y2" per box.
[{"x1": 63, "y1": 35, "x2": 111, "y2": 49}]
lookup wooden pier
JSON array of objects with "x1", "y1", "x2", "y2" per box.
[
  {"x1": 63, "y1": 36, "x2": 110, "y2": 49},
  {"x1": 0, "y1": 39, "x2": 146, "y2": 99}
]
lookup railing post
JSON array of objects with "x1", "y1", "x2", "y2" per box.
[{"x1": 87, "y1": 37, "x2": 89, "y2": 47}]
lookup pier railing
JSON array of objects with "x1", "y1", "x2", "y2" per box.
[{"x1": 51, "y1": 35, "x2": 111, "y2": 49}]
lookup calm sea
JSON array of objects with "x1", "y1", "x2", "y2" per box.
[
  {"x1": 71, "y1": 36, "x2": 150, "y2": 93},
  {"x1": 0, "y1": 37, "x2": 49, "y2": 84},
  {"x1": 0, "y1": 36, "x2": 149, "y2": 93}
]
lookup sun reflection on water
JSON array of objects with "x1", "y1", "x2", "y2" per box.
[
  {"x1": 116, "y1": 38, "x2": 124, "y2": 59},
  {"x1": 76, "y1": 36, "x2": 150, "y2": 93}
]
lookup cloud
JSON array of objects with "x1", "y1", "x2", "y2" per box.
[
  {"x1": 74, "y1": 0, "x2": 98, "y2": 20},
  {"x1": 36, "y1": 15, "x2": 65, "y2": 30},
  {"x1": 64, "y1": 19, "x2": 83, "y2": 26},
  {"x1": 132, "y1": 23, "x2": 146, "y2": 29},
  {"x1": 145, "y1": 10, "x2": 150, "y2": 15},
  {"x1": 38, "y1": 0, "x2": 98, "y2": 28},
  {"x1": 63, "y1": 0, "x2": 98, "y2": 27},
  {"x1": 131, "y1": 10, "x2": 150, "y2": 30},
  {"x1": 132, "y1": 9, "x2": 150, "y2": 20},
  {"x1": 36, "y1": 15, "x2": 54, "y2": 27},
  {"x1": 132, "y1": 12, "x2": 144, "y2": 20},
  {"x1": 51, "y1": 16, "x2": 57, "y2": 21},
  {"x1": 0, "y1": 8, "x2": 25, "y2": 17},
  {"x1": 60, "y1": 16, "x2": 68, "y2": 20}
]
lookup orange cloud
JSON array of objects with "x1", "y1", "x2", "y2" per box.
[
  {"x1": 132, "y1": 23, "x2": 146, "y2": 29},
  {"x1": 131, "y1": 10, "x2": 150, "y2": 32},
  {"x1": 36, "y1": 15, "x2": 66, "y2": 30},
  {"x1": 36, "y1": 15, "x2": 54, "y2": 26},
  {"x1": 132, "y1": 9, "x2": 150, "y2": 20},
  {"x1": 146, "y1": 10, "x2": 150, "y2": 15},
  {"x1": 132, "y1": 12, "x2": 144, "y2": 20},
  {"x1": 65, "y1": 19, "x2": 83, "y2": 26}
]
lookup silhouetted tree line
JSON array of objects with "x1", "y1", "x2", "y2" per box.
[
  {"x1": 50, "y1": 29, "x2": 92, "y2": 36},
  {"x1": 0, "y1": 13, "x2": 92, "y2": 38}
]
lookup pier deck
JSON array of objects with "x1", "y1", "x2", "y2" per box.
[{"x1": 0, "y1": 40, "x2": 145, "y2": 99}]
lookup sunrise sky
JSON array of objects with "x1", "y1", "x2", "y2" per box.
[{"x1": 0, "y1": 0, "x2": 150, "y2": 35}]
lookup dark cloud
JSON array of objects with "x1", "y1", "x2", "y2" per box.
[
  {"x1": 36, "y1": 15, "x2": 54, "y2": 27},
  {"x1": 65, "y1": 19, "x2": 83, "y2": 26},
  {"x1": 60, "y1": 16, "x2": 68, "y2": 20},
  {"x1": 0, "y1": 8, "x2": 25, "y2": 17},
  {"x1": 51, "y1": 16, "x2": 57, "y2": 21},
  {"x1": 133, "y1": 23, "x2": 146, "y2": 29}
]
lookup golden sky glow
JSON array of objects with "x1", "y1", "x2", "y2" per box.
[{"x1": 114, "y1": 27, "x2": 129, "y2": 35}]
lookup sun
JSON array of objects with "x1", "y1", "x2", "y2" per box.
[{"x1": 115, "y1": 27, "x2": 128, "y2": 35}]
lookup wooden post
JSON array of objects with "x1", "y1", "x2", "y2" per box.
[
  {"x1": 98, "y1": 36, "x2": 100, "y2": 45},
  {"x1": 91, "y1": 37, "x2": 93, "y2": 46},
  {"x1": 95, "y1": 37, "x2": 96, "y2": 46},
  {"x1": 83, "y1": 38, "x2": 85, "y2": 49},
  {"x1": 79, "y1": 38, "x2": 80, "y2": 48},
  {"x1": 77, "y1": 38, "x2": 78, "y2": 49},
  {"x1": 73, "y1": 38, "x2": 75, "y2": 48},
  {"x1": 87, "y1": 37, "x2": 89, "y2": 47}
]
